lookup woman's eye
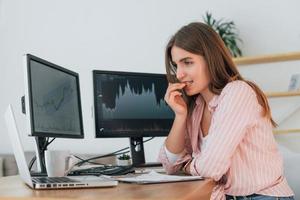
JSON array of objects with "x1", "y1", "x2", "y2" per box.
[{"x1": 184, "y1": 61, "x2": 193, "y2": 65}]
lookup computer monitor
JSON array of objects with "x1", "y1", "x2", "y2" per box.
[
  {"x1": 23, "y1": 54, "x2": 84, "y2": 172},
  {"x1": 93, "y1": 70, "x2": 174, "y2": 166}
]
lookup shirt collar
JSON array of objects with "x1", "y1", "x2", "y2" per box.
[{"x1": 195, "y1": 94, "x2": 219, "y2": 112}]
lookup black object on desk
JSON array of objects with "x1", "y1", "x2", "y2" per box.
[
  {"x1": 135, "y1": 162, "x2": 162, "y2": 168},
  {"x1": 69, "y1": 165, "x2": 135, "y2": 176}
]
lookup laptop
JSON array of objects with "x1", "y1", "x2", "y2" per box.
[{"x1": 4, "y1": 104, "x2": 118, "y2": 189}]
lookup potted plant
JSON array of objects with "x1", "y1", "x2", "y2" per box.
[
  {"x1": 203, "y1": 12, "x2": 243, "y2": 57},
  {"x1": 116, "y1": 153, "x2": 132, "y2": 166}
]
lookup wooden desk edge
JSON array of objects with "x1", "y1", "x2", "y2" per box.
[{"x1": 0, "y1": 175, "x2": 215, "y2": 200}]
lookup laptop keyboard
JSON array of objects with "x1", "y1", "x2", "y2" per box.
[{"x1": 32, "y1": 177, "x2": 78, "y2": 184}]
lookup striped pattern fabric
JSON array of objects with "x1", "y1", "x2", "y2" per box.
[{"x1": 158, "y1": 80, "x2": 294, "y2": 200}]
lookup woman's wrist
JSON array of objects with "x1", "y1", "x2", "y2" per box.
[{"x1": 175, "y1": 113, "x2": 187, "y2": 122}]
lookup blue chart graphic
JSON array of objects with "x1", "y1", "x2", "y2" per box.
[
  {"x1": 34, "y1": 83, "x2": 72, "y2": 114},
  {"x1": 97, "y1": 75, "x2": 173, "y2": 120},
  {"x1": 33, "y1": 81, "x2": 79, "y2": 133}
]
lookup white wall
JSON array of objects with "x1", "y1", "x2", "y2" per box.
[{"x1": 1, "y1": 0, "x2": 300, "y2": 161}]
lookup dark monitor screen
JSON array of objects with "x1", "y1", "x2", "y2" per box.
[
  {"x1": 25, "y1": 54, "x2": 84, "y2": 138},
  {"x1": 93, "y1": 70, "x2": 174, "y2": 138}
]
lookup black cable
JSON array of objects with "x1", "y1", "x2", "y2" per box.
[
  {"x1": 76, "y1": 150, "x2": 131, "y2": 166},
  {"x1": 45, "y1": 138, "x2": 55, "y2": 148},
  {"x1": 75, "y1": 137, "x2": 154, "y2": 167},
  {"x1": 73, "y1": 151, "x2": 131, "y2": 166},
  {"x1": 64, "y1": 137, "x2": 155, "y2": 176},
  {"x1": 28, "y1": 156, "x2": 36, "y2": 171},
  {"x1": 143, "y1": 137, "x2": 154, "y2": 143},
  {"x1": 76, "y1": 147, "x2": 130, "y2": 166},
  {"x1": 28, "y1": 137, "x2": 56, "y2": 171},
  {"x1": 29, "y1": 136, "x2": 155, "y2": 170},
  {"x1": 40, "y1": 137, "x2": 54, "y2": 168},
  {"x1": 72, "y1": 155, "x2": 105, "y2": 165}
]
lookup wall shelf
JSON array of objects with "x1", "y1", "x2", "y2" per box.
[
  {"x1": 266, "y1": 91, "x2": 300, "y2": 98},
  {"x1": 233, "y1": 51, "x2": 300, "y2": 66},
  {"x1": 234, "y1": 51, "x2": 300, "y2": 135},
  {"x1": 273, "y1": 129, "x2": 300, "y2": 134}
]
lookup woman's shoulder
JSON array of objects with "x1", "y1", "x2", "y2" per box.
[
  {"x1": 214, "y1": 80, "x2": 261, "y2": 114},
  {"x1": 222, "y1": 80, "x2": 256, "y2": 97}
]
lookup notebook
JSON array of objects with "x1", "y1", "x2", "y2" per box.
[
  {"x1": 4, "y1": 104, "x2": 118, "y2": 189},
  {"x1": 117, "y1": 170, "x2": 203, "y2": 184}
]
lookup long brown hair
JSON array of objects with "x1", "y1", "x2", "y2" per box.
[{"x1": 165, "y1": 22, "x2": 277, "y2": 127}]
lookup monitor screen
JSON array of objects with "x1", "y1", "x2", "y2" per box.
[
  {"x1": 93, "y1": 70, "x2": 174, "y2": 138},
  {"x1": 24, "y1": 54, "x2": 84, "y2": 138}
]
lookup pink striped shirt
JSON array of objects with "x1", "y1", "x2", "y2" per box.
[{"x1": 158, "y1": 80, "x2": 294, "y2": 200}]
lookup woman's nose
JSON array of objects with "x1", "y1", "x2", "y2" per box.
[{"x1": 176, "y1": 67, "x2": 185, "y2": 80}]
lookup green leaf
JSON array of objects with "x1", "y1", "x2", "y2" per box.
[{"x1": 202, "y1": 12, "x2": 242, "y2": 57}]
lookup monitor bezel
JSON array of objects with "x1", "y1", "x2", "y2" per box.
[
  {"x1": 25, "y1": 54, "x2": 84, "y2": 139},
  {"x1": 93, "y1": 70, "x2": 173, "y2": 138}
]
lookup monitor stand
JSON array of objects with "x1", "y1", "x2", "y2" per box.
[
  {"x1": 129, "y1": 137, "x2": 145, "y2": 167},
  {"x1": 21, "y1": 95, "x2": 47, "y2": 176},
  {"x1": 21, "y1": 96, "x2": 48, "y2": 176},
  {"x1": 31, "y1": 136, "x2": 48, "y2": 176},
  {"x1": 129, "y1": 137, "x2": 162, "y2": 168}
]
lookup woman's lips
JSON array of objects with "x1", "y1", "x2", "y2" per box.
[
  {"x1": 183, "y1": 80, "x2": 193, "y2": 85},
  {"x1": 182, "y1": 81, "x2": 193, "y2": 91}
]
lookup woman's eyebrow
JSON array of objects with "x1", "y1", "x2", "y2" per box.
[
  {"x1": 172, "y1": 57, "x2": 192, "y2": 65},
  {"x1": 179, "y1": 57, "x2": 192, "y2": 63}
]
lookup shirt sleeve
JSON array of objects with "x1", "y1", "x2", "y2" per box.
[
  {"x1": 189, "y1": 81, "x2": 260, "y2": 181},
  {"x1": 158, "y1": 134, "x2": 193, "y2": 174},
  {"x1": 164, "y1": 145, "x2": 181, "y2": 164}
]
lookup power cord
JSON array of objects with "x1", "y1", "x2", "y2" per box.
[
  {"x1": 74, "y1": 137, "x2": 154, "y2": 167},
  {"x1": 28, "y1": 137, "x2": 56, "y2": 171},
  {"x1": 28, "y1": 137, "x2": 155, "y2": 171}
]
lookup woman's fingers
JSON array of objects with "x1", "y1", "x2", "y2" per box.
[
  {"x1": 165, "y1": 90, "x2": 182, "y2": 103},
  {"x1": 166, "y1": 90, "x2": 187, "y2": 115},
  {"x1": 165, "y1": 83, "x2": 186, "y2": 101},
  {"x1": 169, "y1": 91, "x2": 182, "y2": 101},
  {"x1": 168, "y1": 83, "x2": 186, "y2": 92}
]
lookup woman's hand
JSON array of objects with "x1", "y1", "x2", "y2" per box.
[{"x1": 164, "y1": 83, "x2": 188, "y2": 117}]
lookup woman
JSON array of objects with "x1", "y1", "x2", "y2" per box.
[{"x1": 158, "y1": 22, "x2": 294, "y2": 200}]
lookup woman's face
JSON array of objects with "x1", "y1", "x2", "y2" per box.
[{"x1": 171, "y1": 46, "x2": 211, "y2": 96}]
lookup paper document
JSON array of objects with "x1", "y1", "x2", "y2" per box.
[{"x1": 118, "y1": 170, "x2": 203, "y2": 184}]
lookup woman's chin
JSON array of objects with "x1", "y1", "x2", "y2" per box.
[{"x1": 185, "y1": 89, "x2": 196, "y2": 96}]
